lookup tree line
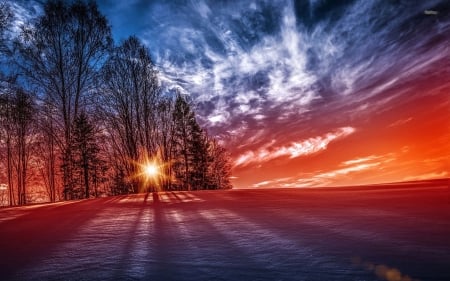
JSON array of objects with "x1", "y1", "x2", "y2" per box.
[{"x1": 0, "y1": 0, "x2": 232, "y2": 206}]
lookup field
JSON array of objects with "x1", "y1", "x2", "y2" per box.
[{"x1": 0, "y1": 179, "x2": 449, "y2": 280}]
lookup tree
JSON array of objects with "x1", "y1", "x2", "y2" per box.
[
  {"x1": 14, "y1": 0, "x2": 112, "y2": 200},
  {"x1": 12, "y1": 89, "x2": 34, "y2": 204},
  {"x1": 156, "y1": 97, "x2": 175, "y2": 190},
  {"x1": 101, "y1": 36, "x2": 160, "y2": 193},
  {"x1": 188, "y1": 119, "x2": 210, "y2": 190},
  {"x1": 0, "y1": 87, "x2": 34, "y2": 205},
  {"x1": 71, "y1": 112, "x2": 104, "y2": 199},
  {"x1": 0, "y1": 88, "x2": 15, "y2": 205},
  {"x1": 171, "y1": 94, "x2": 217, "y2": 190},
  {"x1": 35, "y1": 101, "x2": 60, "y2": 202},
  {"x1": 172, "y1": 94, "x2": 194, "y2": 190},
  {"x1": 208, "y1": 138, "x2": 232, "y2": 190}
]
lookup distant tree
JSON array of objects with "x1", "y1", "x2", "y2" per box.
[
  {"x1": 14, "y1": 0, "x2": 112, "y2": 200},
  {"x1": 208, "y1": 138, "x2": 232, "y2": 190},
  {"x1": 188, "y1": 119, "x2": 210, "y2": 190},
  {"x1": 171, "y1": 94, "x2": 219, "y2": 190},
  {"x1": 172, "y1": 94, "x2": 194, "y2": 190}
]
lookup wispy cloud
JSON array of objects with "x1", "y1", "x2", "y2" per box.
[
  {"x1": 404, "y1": 171, "x2": 448, "y2": 181},
  {"x1": 252, "y1": 153, "x2": 398, "y2": 188},
  {"x1": 129, "y1": 0, "x2": 450, "y2": 152},
  {"x1": 7, "y1": 1, "x2": 42, "y2": 34},
  {"x1": 235, "y1": 127, "x2": 355, "y2": 167},
  {"x1": 342, "y1": 155, "x2": 385, "y2": 166},
  {"x1": 388, "y1": 117, "x2": 413, "y2": 128}
]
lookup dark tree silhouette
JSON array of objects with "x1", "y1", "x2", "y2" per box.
[
  {"x1": 101, "y1": 36, "x2": 160, "y2": 193},
  {"x1": 188, "y1": 118, "x2": 210, "y2": 190},
  {"x1": 0, "y1": 88, "x2": 34, "y2": 205},
  {"x1": 172, "y1": 94, "x2": 194, "y2": 190},
  {"x1": 14, "y1": 0, "x2": 112, "y2": 200},
  {"x1": 208, "y1": 139, "x2": 232, "y2": 190},
  {"x1": 71, "y1": 112, "x2": 104, "y2": 199}
]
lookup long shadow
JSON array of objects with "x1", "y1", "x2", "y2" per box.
[
  {"x1": 215, "y1": 188, "x2": 450, "y2": 281},
  {"x1": 145, "y1": 192, "x2": 283, "y2": 281},
  {"x1": 149, "y1": 191, "x2": 176, "y2": 280},
  {"x1": 0, "y1": 196, "x2": 123, "y2": 279},
  {"x1": 112, "y1": 193, "x2": 150, "y2": 279}
]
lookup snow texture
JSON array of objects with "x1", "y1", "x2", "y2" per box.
[{"x1": 0, "y1": 181, "x2": 449, "y2": 280}]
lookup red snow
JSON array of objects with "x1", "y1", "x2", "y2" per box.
[{"x1": 0, "y1": 179, "x2": 449, "y2": 281}]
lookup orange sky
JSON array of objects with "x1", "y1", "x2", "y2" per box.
[{"x1": 230, "y1": 79, "x2": 449, "y2": 189}]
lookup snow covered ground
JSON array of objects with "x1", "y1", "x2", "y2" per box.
[{"x1": 0, "y1": 180, "x2": 449, "y2": 281}]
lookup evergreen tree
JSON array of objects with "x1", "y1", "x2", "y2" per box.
[
  {"x1": 71, "y1": 112, "x2": 103, "y2": 199},
  {"x1": 172, "y1": 94, "x2": 193, "y2": 190},
  {"x1": 188, "y1": 120, "x2": 210, "y2": 190}
]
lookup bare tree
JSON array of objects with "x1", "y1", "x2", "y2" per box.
[
  {"x1": 13, "y1": 89, "x2": 34, "y2": 204},
  {"x1": 172, "y1": 94, "x2": 194, "y2": 190},
  {"x1": 14, "y1": 0, "x2": 112, "y2": 200},
  {"x1": 156, "y1": 97, "x2": 175, "y2": 190},
  {"x1": 0, "y1": 87, "x2": 34, "y2": 205},
  {"x1": 208, "y1": 138, "x2": 232, "y2": 190},
  {"x1": 0, "y1": 89, "x2": 15, "y2": 205},
  {"x1": 101, "y1": 36, "x2": 160, "y2": 193},
  {"x1": 36, "y1": 101, "x2": 60, "y2": 202}
]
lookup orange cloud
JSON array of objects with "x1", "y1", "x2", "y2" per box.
[
  {"x1": 251, "y1": 153, "x2": 397, "y2": 188},
  {"x1": 235, "y1": 127, "x2": 355, "y2": 167},
  {"x1": 403, "y1": 172, "x2": 448, "y2": 181}
]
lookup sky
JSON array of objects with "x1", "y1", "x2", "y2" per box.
[{"x1": 10, "y1": 0, "x2": 450, "y2": 189}]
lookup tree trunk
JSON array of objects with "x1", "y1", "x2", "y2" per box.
[
  {"x1": 83, "y1": 158, "x2": 89, "y2": 199},
  {"x1": 6, "y1": 134, "x2": 14, "y2": 206}
]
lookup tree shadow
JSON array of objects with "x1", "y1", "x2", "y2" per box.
[{"x1": 0, "y1": 196, "x2": 123, "y2": 279}]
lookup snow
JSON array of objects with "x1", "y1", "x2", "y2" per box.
[{"x1": 0, "y1": 181, "x2": 449, "y2": 280}]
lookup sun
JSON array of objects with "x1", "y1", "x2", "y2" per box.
[
  {"x1": 129, "y1": 152, "x2": 169, "y2": 193},
  {"x1": 144, "y1": 163, "x2": 159, "y2": 178}
]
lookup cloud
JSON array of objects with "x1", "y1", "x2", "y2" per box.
[
  {"x1": 7, "y1": 1, "x2": 42, "y2": 34},
  {"x1": 403, "y1": 171, "x2": 448, "y2": 181},
  {"x1": 127, "y1": 0, "x2": 448, "y2": 153},
  {"x1": 342, "y1": 155, "x2": 385, "y2": 166},
  {"x1": 388, "y1": 117, "x2": 413, "y2": 128},
  {"x1": 235, "y1": 126, "x2": 355, "y2": 167},
  {"x1": 146, "y1": 0, "x2": 321, "y2": 129},
  {"x1": 251, "y1": 153, "x2": 398, "y2": 188},
  {"x1": 318, "y1": 163, "x2": 380, "y2": 179},
  {"x1": 253, "y1": 177, "x2": 293, "y2": 188}
]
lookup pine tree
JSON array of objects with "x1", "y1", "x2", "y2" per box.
[
  {"x1": 188, "y1": 120, "x2": 210, "y2": 190},
  {"x1": 172, "y1": 94, "x2": 193, "y2": 190},
  {"x1": 71, "y1": 113, "x2": 103, "y2": 199}
]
